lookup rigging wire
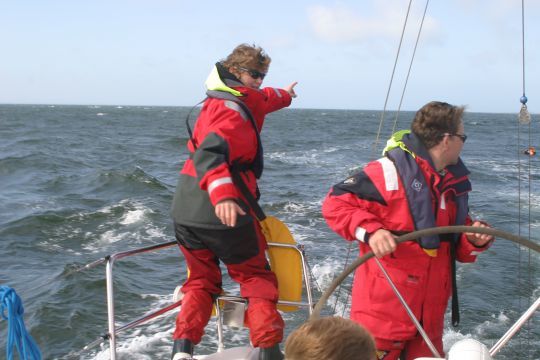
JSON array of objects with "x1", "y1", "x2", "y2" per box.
[
  {"x1": 391, "y1": 0, "x2": 430, "y2": 134},
  {"x1": 522, "y1": 0, "x2": 526, "y2": 99},
  {"x1": 526, "y1": 123, "x2": 532, "y2": 356},
  {"x1": 524, "y1": 1, "x2": 533, "y2": 354},
  {"x1": 517, "y1": 0, "x2": 533, "y2": 355},
  {"x1": 372, "y1": 0, "x2": 414, "y2": 155},
  {"x1": 516, "y1": 97, "x2": 523, "y2": 350}
]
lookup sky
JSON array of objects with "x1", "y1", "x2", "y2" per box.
[{"x1": 1, "y1": 0, "x2": 539, "y2": 113}]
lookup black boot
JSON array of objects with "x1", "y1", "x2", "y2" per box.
[
  {"x1": 259, "y1": 344, "x2": 284, "y2": 360},
  {"x1": 171, "y1": 339, "x2": 194, "y2": 360}
]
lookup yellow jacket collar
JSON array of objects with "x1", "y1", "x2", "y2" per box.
[{"x1": 204, "y1": 65, "x2": 243, "y2": 97}]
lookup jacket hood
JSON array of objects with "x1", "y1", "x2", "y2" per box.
[{"x1": 204, "y1": 62, "x2": 244, "y2": 97}]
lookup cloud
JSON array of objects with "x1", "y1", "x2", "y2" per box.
[{"x1": 307, "y1": 1, "x2": 440, "y2": 44}]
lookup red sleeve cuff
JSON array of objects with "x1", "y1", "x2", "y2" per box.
[{"x1": 208, "y1": 182, "x2": 239, "y2": 206}]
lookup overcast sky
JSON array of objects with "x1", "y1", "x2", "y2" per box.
[{"x1": 1, "y1": 0, "x2": 539, "y2": 113}]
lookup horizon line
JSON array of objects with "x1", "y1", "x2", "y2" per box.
[{"x1": 0, "y1": 102, "x2": 534, "y2": 116}]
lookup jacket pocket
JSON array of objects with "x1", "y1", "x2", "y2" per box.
[{"x1": 369, "y1": 264, "x2": 426, "y2": 324}]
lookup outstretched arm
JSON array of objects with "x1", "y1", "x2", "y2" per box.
[{"x1": 284, "y1": 81, "x2": 298, "y2": 98}]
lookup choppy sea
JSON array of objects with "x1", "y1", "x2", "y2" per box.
[{"x1": 0, "y1": 104, "x2": 538, "y2": 359}]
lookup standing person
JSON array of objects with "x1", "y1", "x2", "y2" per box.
[
  {"x1": 170, "y1": 43, "x2": 297, "y2": 360},
  {"x1": 322, "y1": 101, "x2": 494, "y2": 360}
]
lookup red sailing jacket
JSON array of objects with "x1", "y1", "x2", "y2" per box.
[
  {"x1": 171, "y1": 64, "x2": 292, "y2": 229},
  {"x1": 322, "y1": 134, "x2": 491, "y2": 343}
]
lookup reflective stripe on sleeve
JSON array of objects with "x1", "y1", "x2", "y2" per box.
[
  {"x1": 208, "y1": 177, "x2": 233, "y2": 195},
  {"x1": 377, "y1": 157, "x2": 399, "y2": 191},
  {"x1": 355, "y1": 227, "x2": 368, "y2": 243},
  {"x1": 224, "y1": 100, "x2": 248, "y2": 121},
  {"x1": 272, "y1": 88, "x2": 282, "y2": 97}
]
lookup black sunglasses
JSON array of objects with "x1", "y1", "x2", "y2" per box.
[
  {"x1": 238, "y1": 67, "x2": 267, "y2": 80},
  {"x1": 444, "y1": 133, "x2": 467, "y2": 143}
]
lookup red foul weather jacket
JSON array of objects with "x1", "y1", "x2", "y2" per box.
[
  {"x1": 322, "y1": 132, "x2": 491, "y2": 344},
  {"x1": 171, "y1": 63, "x2": 292, "y2": 228}
]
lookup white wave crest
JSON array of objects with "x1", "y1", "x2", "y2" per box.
[
  {"x1": 120, "y1": 207, "x2": 152, "y2": 225},
  {"x1": 82, "y1": 199, "x2": 167, "y2": 252}
]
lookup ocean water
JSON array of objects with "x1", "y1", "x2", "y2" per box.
[{"x1": 0, "y1": 104, "x2": 538, "y2": 359}]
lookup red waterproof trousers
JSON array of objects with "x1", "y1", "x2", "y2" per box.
[{"x1": 173, "y1": 222, "x2": 284, "y2": 348}]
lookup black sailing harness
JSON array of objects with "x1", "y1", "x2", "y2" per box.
[{"x1": 386, "y1": 134, "x2": 470, "y2": 326}]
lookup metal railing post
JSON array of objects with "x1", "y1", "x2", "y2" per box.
[
  {"x1": 298, "y1": 245, "x2": 314, "y2": 314},
  {"x1": 215, "y1": 300, "x2": 224, "y2": 352},
  {"x1": 105, "y1": 256, "x2": 117, "y2": 360}
]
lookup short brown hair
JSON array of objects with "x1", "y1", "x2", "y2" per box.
[
  {"x1": 411, "y1": 101, "x2": 465, "y2": 149},
  {"x1": 285, "y1": 317, "x2": 376, "y2": 360},
  {"x1": 221, "y1": 43, "x2": 271, "y2": 72}
]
